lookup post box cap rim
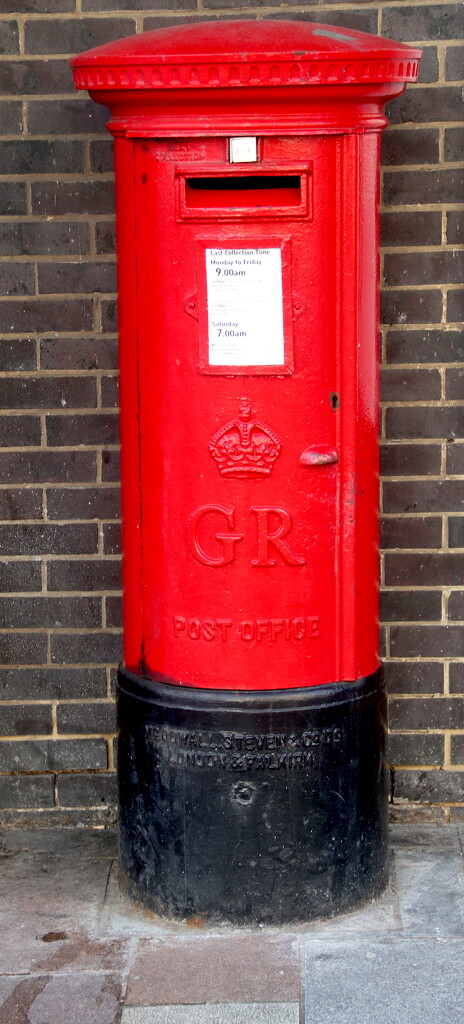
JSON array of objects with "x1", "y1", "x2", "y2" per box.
[{"x1": 70, "y1": 19, "x2": 422, "y2": 76}]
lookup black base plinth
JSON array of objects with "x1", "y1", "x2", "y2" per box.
[{"x1": 117, "y1": 667, "x2": 388, "y2": 925}]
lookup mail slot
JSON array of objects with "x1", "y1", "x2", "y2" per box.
[{"x1": 72, "y1": 20, "x2": 421, "y2": 924}]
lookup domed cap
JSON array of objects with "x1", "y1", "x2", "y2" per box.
[{"x1": 71, "y1": 20, "x2": 421, "y2": 92}]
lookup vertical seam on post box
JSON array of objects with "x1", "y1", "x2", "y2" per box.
[
  {"x1": 131, "y1": 142, "x2": 143, "y2": 671},
  {"x1": 339, "y1": 131, "x2": 360, "y2": 683}
]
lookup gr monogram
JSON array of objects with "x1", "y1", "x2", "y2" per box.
[{"x1": 186, "y1": 505, "x2": 305, "y2": 568}]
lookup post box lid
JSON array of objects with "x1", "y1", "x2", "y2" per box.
[{"x1": 71, "y1": 20, "x2": 421, "y2": 91}]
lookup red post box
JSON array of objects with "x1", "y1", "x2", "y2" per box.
[{"x1": 72, "y1": 21, "x2": 421, "y2": 924}]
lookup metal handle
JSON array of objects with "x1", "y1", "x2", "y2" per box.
[{"x1": 300, "y1": 446, "x2": 339, "y2": 466}]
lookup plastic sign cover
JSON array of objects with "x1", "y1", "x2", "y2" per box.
[{"x1": 206, "y1": 247, "x2": 285, "y2": 366}]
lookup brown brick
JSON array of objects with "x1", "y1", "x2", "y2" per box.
[
  {"x1": 0, "y1": 19, "x2": 19, "y2": 53},
  {"x1": 0, "y1": 774, "x2": 54, "y2": 810},
  {"x1": 382, "y1": 5, "x2": 464, "y2": 41},
  {"x1": 0, "y1": 182, "x2": 27, "y2": 215},
  {"x1": 56, "y1": 771, "x2": 117, "y2": 807},
  {"x1": 446, "y1": 371, "x2": 464, "y2": 402},
  {"x1": 0, "y1": 264, "x2": 35, "y2": 297},
  {"x1": 0, "y1": 489, "x2": 42, "y2": 520},
  {"x1": 0, "y1": 140, "x2": 83, "y2": 176},
  {"x1": 416, "y1": 46, "x2": 440, "y2": 84},
  {"x1": 0, "y1": 101, "x2": 23, "y2": 134},
  {"x1": 380, "y1": 443, "x2": 441, "y2": 477},
  {"x1": 24, "y1": 17, "x2": 137, "y2": 55},
  {"x1": 0, "y1": 415, "x2": 41, "y2": 447},
  {"x1": 0, "y1": 596, "x2": 101, "y2": 629},
  {"x1": 95, "y1": 221, "x2": 116, "y2": 254},
  {"x1": 450, "y1": 664, "x2": 464, "y2": 693},
  {"x1": 390, "y1": 625, "x2": 464, "y2": 659},
  {"x1": 380, "y1": 367, "x2": 441, "y2": 401},
  {"x1": 384, "y1": 169, "x2": 464, "y2": 206},
  {"x1": 31, "y1": 180, "x2": 115, "y2": 217},
  {"x1": 101, "y1": 449, "x2": 120, "y2": 482},
  {"x1": 0, "y1": 298, "x2": 93, "y2": 334},
  {"x1": 38, "y1": 260, "x2": 116, "y2": 295},
  {"x1": 380, "y1": 589, "x2": 441, "y2": 621},
  {"x1": 0, "y1": 222, "x2": 88, "y2": 257},
  {"x1": 50, "y1": 631, "x2": 122, "y2": 665},
  {"x1": 0, "y1": 451, "x2": 96, "y2": 484},
  {"x1": 393, "y1": 769, "x2": 464, "y2": 803},
  {"x1": 384, "y1": 252, "x2": 464, "y2": 288},
  {"x1": 0, "y1": 1, "x2": 74, "y2": 9},
  {"x1": 450, "y1": 735, "x2": 464, "y2": 766},
  {"x1": 0, "y1": 376, "x2": 96, "y2": 409},
  {"x1": 47, "y1": 413, "x2": 118, "y2": 446},
  {"x1": 28, "y1": 98, "x2": 108, "y2": 136},
  {"x1": 101, "y1": 377, "x2": 119, "y2": 408},
  {"x1": 56, "y1": 701, "x2": 116, "y2": 734},
  {"x1": 380, "y1": 289, "x2": 443, "y2": 326},
  {"x1": 89, "y1": 141, "x2": 114, "y2": 174},
  {"x1": 0, "y1": 338, "x2": 36, "y2": 371},
  {"x1": 385, "y1": 406, "x2": 464, "y2": 440},
  {"x1": 0, "y1": 633, "x2": 47, "y2": 665},
  {"x1": 383, "y1": 480, "x2": 464, "y2": 514},
  {"x1": 40, "y1": 336, "x2": 117, "y2": 371},
  {"x1": 46, "y1": 486, "x2": 120, "y2": 520},
  {"x1": 386, "y1": 329, "x2": 464, "y2": 365},
  {"x1": 103, "y1": 522, "x2": 121, "y2": 555},
  {"x1": 0, "y1": 704, "x2": 53, "y2": 737},
  {"x1": 445, "y1": 45, "x2": 464, "y2": 81},
  {"x1": 390, "y1": 695, "x2": 464, "y2": 730},
  {"x1": 388, "y1": 733, "x2": 443, "y2": 766},
  {"x1": 380, "y1": 211, "x2": 441, "y2": 246},
  {"x1": 0, "y1": 523, "x2": 98, "y2": 556},
  {"x1": 105, "y1": 596, "x2": 122, "y2": 627},
  {"x1": 447, "y1": 289, "x2": 464, "y2": 323},
  {"x1": 448, "y1": 592, "x2": 464, "y2": 620},
  {"x1": 84, "y1": 0, "x2": 195, "y2": 8},
  {"x1": 0, "y1": 57, "x2": 71, "y2": 93},
  {"x1": 0, "y1": 561, "x2": 42, "y2": 593},
  {"x1": 384, "y1": 660, "x2": 443, "y2": 694},
  {"x1": 445, "y1": 127, "x2": 464, "y2": 162},
  {"x1": 56, "y1": 774, "x2": 117, "y2": 806},
  {"x1": 388, "y1": 86, "x2": 464, "y2": 125},
  {"x1": 48, "y1": 558, "x2": 121, "y2": 591},
  {"x1": 0, "y1": 738, "x2": 108, "y2": 772},
  {"x1": 385, "y1": 552, "x2": 464, "y2": 587},
  {"x1": 100, "y1": 299, "x2": 118, "y2": 332},
  {"x1": 447, "y1": 213, "x2": 464, "y2": 245},
  {"x1": 380, "y1": 516, "x2": 442, "y2": 550},
  {"x1": 0, "y1": 666, "x2": 107, "y2": 700},
  {"x1": 449, "y1": 517, "x2": 464, "y2": 548}
]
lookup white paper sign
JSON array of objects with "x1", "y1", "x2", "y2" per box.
[{"x1": 206, "y1": 247, "x2": 285, "y2": 366}]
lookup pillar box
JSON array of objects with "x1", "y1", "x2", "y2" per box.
[{"x1": 71, "y1": 21, "x2": 421, "y2": 924}]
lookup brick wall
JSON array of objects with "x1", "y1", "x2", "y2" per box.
[{"x1": 0, "y1": 1, "x2": 462, "y2": 827}]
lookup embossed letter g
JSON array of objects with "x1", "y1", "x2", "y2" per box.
[{"x1": 186, "y1": 505, "x2": 243, "y2": 567}]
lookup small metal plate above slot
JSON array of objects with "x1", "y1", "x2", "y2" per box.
[
  {"x1": 229, "y1": 137, "x2": 258, "y2": 163},
  {"x1": 300, "y1": 446, "x2": 339, "y2": 466}
]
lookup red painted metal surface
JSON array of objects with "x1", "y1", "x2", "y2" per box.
[{"x1": 71, "y1": 21, "x2": 421, "y2": 690}]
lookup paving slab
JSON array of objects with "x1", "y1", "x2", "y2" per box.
[
  {"x1": 304, "y1": 938, "x2": 464, "y2": 1024},
  {"x1": 125, "y1": 933, "x2": 301, "y2": 1005},
  {"x1": 0, "y1": 828, "x2": 117, "y2": 859},
  {"x1": 0, "y1": 972, "x2": 124, "y2": 1024},
  {"x1": 0, "y1": 854, "x2": 113, "y2": 973},
  {"x1": 388, "y1": 824, "x2": 463, "y2": 852},
  {"x1": 121, "y1": 1004, "x2": 300, "y2": 1024},
  {"x1": 394, "y1": 849, "x2": 464, "y2": 935}
]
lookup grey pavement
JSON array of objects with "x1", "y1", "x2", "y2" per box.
[{"x1": 0, "y1": 824, "x2": 463, "y2": 1024}]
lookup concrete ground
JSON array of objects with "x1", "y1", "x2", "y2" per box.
[{"x1": 0, "y1": 824, "x2": 463, "y2": 1024}]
